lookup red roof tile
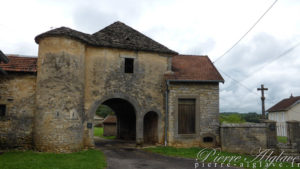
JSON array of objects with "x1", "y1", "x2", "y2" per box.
[
  {"x1": 0, "y1": 55, "x2": 37, "y2": 73},
  {"x1": 103, "y1": 115, "x2": 117, "y2": 124},
  {"x1": 267, "y1": 96, "x2": 300, "y2": 112},
  {"x1": 165, "y1": 55, "x2": 224, "y2": 82}
]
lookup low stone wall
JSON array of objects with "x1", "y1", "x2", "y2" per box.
[{"x1": 220, "y1": 122, "x2": 277, "y2": 154}]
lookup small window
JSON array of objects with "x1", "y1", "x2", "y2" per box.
[
  {"x1": 203, "y1": 137, "x2": 213, "y2": 143},
  {"x1": 124, "y1": 58, "x2": 134, "y2": 73},
  {"x1": 0, "y1": 105, "x2": 6, "y2": 117},
  {"x1": 178, "y1": 99, "x2": 196, "y2": 134}
]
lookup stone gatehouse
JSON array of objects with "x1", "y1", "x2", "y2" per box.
[{"x1": 0, "y1": 21, "x2": 224, "y2": 152}]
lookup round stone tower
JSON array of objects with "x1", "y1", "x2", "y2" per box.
[{"x1": 34, "y1": 36, "x2": 85, "y2": 152}]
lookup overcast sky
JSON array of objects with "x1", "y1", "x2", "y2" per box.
[{"x1": 1, "y1": 0, "x2": 299, "y2": 113}]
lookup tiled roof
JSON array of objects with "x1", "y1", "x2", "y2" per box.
[
  {"x1": 267, "y1": 96, "x2": 300, "y2": 112},
  {"x1": 165, "y1": 55, "x2": 224, "y2": 82},
  {"x1": 0, "y1": 55, "x2": 37, "y2": 73},
  {"x1": 103, "y1": 115, "x2": 117, "y2": 124},
  {"x1": 35, "y1": 21, "x2": 177, "y2": 55}
]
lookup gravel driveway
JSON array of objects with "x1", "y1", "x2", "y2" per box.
[{"x1": 95, "y1": 138, "x2": 241, "y2": 169}]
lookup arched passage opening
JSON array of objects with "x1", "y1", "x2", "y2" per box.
[
  {"x1": 143, "y1": 111, "x2": 158, "y2": 144},
  {"x1": 101, "y1": 98, "x2": 136, "y2": 140}
]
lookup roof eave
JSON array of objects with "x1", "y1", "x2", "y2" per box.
[
  {"x1": 267, "y1": 109, "x2": 287, "y2": 113},
  {"x1": 166, "y1": 79, "x2": 224, "y2": 83},
  {"x1": 286, "y1": 100, "x2": 300, "y2": 112},
  {"x1": 267, "y1": 98, "x2": 300, "y2": 113}
]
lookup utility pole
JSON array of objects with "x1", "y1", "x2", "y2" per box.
[{"x1": 257, "y1": 84, "x2": 268, "y2": 119}]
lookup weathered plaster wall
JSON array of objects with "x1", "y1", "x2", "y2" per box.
[
  {"x1": 168, "y1": 83, "x2": 220, "y2": 147},
  {"x1": 0, "y1": 73, "x2": 36, "y2": 149},
  {"x1": 84, "y1": 47, "x2": 170, "y2": 146},
  {"x1": 287, "y1": 103, "x2": 300, "y2": 121},
  {"x1": 34, "y1": 37, "x2": 85, "y2": 152}
]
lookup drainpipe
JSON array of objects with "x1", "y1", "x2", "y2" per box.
[{"x1": 164, "y1": 80, "x2": 170, "y2": 146}]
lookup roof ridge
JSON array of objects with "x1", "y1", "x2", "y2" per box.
[
  {"x1": 178, "y1": 54, "x2": 208, "y2": 57},
  {"x1": 35, "y1": 21, "x2": 177, "y2": 55},
  {"x1": 267, "y1": 95, "x2": 300, "y2": 112}
]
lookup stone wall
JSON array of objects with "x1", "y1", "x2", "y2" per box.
[
  {"x1": 32, "y1": 36, "x2": 174, "y2": 151},
  {"x1": 220, "y1": 122, "x2": 277, "y2": 154},
  {"x1": 168, "y1": 82, "x2": 220, "y2": 147},
  {"x1": 0, "y1": 73, "x2": 36, "y2": 149},
  {"x1": 84, "y1": 47, "x2": 172, "y2": 147}
]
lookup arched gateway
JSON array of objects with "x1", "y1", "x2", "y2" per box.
[
  {"x1": 0, "y1": 21, "x2": 224, "y2": 153},
  {"x1": 84, "y1": 94, "x2": 144, "y2": 147},
  {"x1": 103, "y1": 98, "x2": 136, "y2": 140}
]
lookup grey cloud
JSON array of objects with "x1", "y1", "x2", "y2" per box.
[
  {"x1": 4, "y1": 41, "x2": 38, "y2": 56},
  {"x1": 184, "y1": 38, "x2": 216, "y2": 55},
  {"x1": 73, "y1": 6, "x2": 119, "y2": 33},
  {"x1": 219, "y1": 33, "x2": 283, "y2": 77},
  {"x1": 218, "y1": 33, "x2": 300, "y2": 113},
  {"x1": 72, "y1": 0, "x2": 152, "y2": 33}
]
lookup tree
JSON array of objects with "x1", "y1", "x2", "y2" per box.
[
  {"x1": 95, "y1": 105, "x2": 114, "y2": 118},
  {"x1": 242, "y1": 112, "x2": 261, "y2": 123},
  {"x1": 220, "y1": 113, "x2": 245, "y2": 123}
]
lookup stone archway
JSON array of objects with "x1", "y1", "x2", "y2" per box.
[
  {"x1": 85, "y1": 93, "x2": 144, "y2": 147},
  {"x1": 143, "y1": 111, "x2": 158, "y2": 144},
  {"x1": 102, "y1": 98, "x2": 136, "y2": 140}
]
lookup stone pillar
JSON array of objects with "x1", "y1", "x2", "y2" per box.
[
  {"x1": 34, "y1": 37, "x2": 86, "y2": 153},
  {"x1": 136, "y1": 115, "x2": 144, "y2": 146},
  {"x1": 287, "y1": 120, "x2": 300, "y2": 151},
  {"x1": 263, "y1": 120, "x2": 277, "y2": 148}
]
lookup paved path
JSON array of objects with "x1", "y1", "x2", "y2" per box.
[{"x1": 95, "y1": 138, "x2": 241, "y2": 169}]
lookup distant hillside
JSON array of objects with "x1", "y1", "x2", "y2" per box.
[{"x1": 220, "y1": 112, "x2": 261, "y2": 123}]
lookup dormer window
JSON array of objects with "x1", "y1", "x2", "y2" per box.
[{"x1": 125, "y1": 58, "x2": 134, "y2": 73}]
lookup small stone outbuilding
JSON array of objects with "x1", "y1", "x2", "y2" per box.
[
  {"x1": 102, "y1": 115, "x2": 117, "y2": 137},
  {"x1": 94, "y1": 114, "x2": 104, "y2": 127},
  {"x1": 0, "y1": 21, "x2": 224, "y2": 152}
]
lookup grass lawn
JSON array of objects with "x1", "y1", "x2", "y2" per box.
[
  {"x1": 94, "y1": 127, "x2": 116, "y2": 139},
  {"x1": 145, "y1": 146, "x2": 298, "y2": 169},
  {"x1": 0, "y1": 149, "x2": 106, "y2": 169},
  {"x1": 278, "y1": 136, "x2": 288, "y2": 143}
]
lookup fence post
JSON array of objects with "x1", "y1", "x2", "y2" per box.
[
  {"x1": 286, "y1": 120, "x2": 300, "y2": 152},
  {"x1": 263, "y1": 120, "x2": 277, "y2": 148}
]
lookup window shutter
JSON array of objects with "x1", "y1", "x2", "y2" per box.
[{"x1": 178, "y1": 99, "x2": 195, "y2": 134}]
